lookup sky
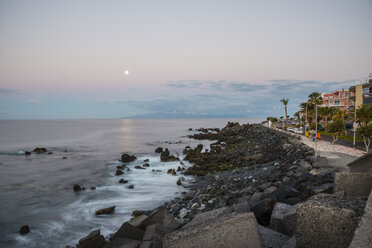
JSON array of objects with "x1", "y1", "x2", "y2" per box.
[{"x1": 0, "y1": 0, "x2": 371, "y2": 119}]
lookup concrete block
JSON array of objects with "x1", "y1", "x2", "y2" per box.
[
  {"x1": 182, "y1": 206, "x2": 231, "y2": 229},
  {"x1": 128, "y1": 215, "x2": 148, "y2": 228},
  {"x1": 77, "y1": 229, "x2": 106, "y2": 248},
  {"x1": 281, "y1": 236, "x2": 296, "y2": 248},
  {"x1": 163, "y1": 212, "x2": 264, "y2": 248},
  {"x1": 231, "y1": 200, "x2": 251, "y2": 213},
  {"x1": 139, "y1": 207, "x2": 180, "y2": 233},
  {"x1": 312, "y1": 156, "x2": 329, "y2": 168},
  {"x1": 111, "y1": 222, "x2": 144, "y2": 241},
  {"x1": 347, "y1": 152, "x2": 372, "y2": 172},
  {"x1": 334, "y1": 172, "x2": 372, "y2": 196},
  {"x1": 269, "y1": 202, "x2": 296, "y2": 236},
  {"x1": 296, "y1": 193, "x2": 366, "y2": 248},
  {"x1": 349, "y1": 190, "x2": 372, "y2": 248},
  {"x1": 258, "y1": 225, "x2": 290, "y2": 248},
  {"x1": 104, "y1": 238, "x2": 140, "y2": 248}
]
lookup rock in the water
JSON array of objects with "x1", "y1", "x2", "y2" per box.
[
  {"x1": 177, "y1": 179, "x2": 182, "y2": 186},
  {"x1": 144, "y1": 159, "x2": 150, "y2": 162},
  {"x1": 77, "y1": 229, "x2": 106, "y2": 248},
  {"x1": 25, "y1": 151, "x2": 31, "y2": 156},
  {"x1": 143, "y1": 163, "x2": 150, "y2": 167},
  {"x1": 121, "y1": 153, "x2": 137, "y2": 163},
  {"x1": 155, "y1": 147, "x2": 163, "y2": 153},
  {"x1": 134, "y1": 165, "x2": 145, "y2": 170},
  {"x1": 119, "y1": 179, "x2": 128, "y2": 184},
  {"x1": 73, "y1": 184, "x2": 82, "y2": 191},
  {"x1": 95, "y1": 206, "x2": 115, "y2": 215},
  {"x1": 115, "y1": 169, "x2": 124, "y2": 176},
  {"x1": 160, "y1": 148, "x2": 179, "y2": 162},
  {"x1": 62, "y1": 156, "x2": 68, "y2": 159},
  {"x1": 91, "y1": 187, "x2": 96, "y2": 190},
  {"x1": 19, "y1": 225, "x2": 30, "y2": 235},
  {"x1": 128, "y1": 184, "x2": 135, "y2": 189},
  {"x1": 33, "y1": 147, "x2": 47, "y2": 153}
]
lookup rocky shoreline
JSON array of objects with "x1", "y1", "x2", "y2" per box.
[{"x1": 75, "y1": 122, "x2": 369, "y2": 248}]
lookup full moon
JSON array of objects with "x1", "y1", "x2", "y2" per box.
[{"x1": 124, "y1": 70, "x2": 129, "y2": 75}]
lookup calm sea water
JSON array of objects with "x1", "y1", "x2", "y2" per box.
[{"x1": 0, "y1": 118, "x2": 261, "y2": 247}]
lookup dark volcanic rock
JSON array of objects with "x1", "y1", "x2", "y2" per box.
[
  {"x1": 95, "y1": 206, "x2": 115, "y2": 215},
  {"x1": 25, "y1": 151, "x2": 31, "y2": 156},
  {"x1": 155, "y1": 147, "x2": 163, "y2": 153},
  {"x1": 134, "y1": 165, "x2": 145, "y2": 170},
  {"x1": 119, "y1": 179, "x2": 128, "y2": 184},
  {"x1": 121, "y1": 153, "x2": 136, "y2": 163},
  {"x1": 128, "y1": 184, "x2": 135, "y2": 189},
  {"x1": 143, "y1": 163, "x2": 150, "y2": 167},
  {"x1": 160, "y1": 148, "x2": 179, "y2": 162},
  {"x1": 115, "y1": 169, "x2": 124, "y2": 176},
  {"x1": 19, "y1": 225, "x2": 30, "y2": 235},
  {"x1": 33, "y1": 147, "x2": 47, "y2": 153},
  {"x1": 73, "y1": 184, "x2": 82, "y2": 191}
]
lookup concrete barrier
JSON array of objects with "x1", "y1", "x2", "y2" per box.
[
  {"x1": 163, "y1": 212, "x2": 264, "y2": 248},
  {"x1": 349, "y1": 190, "x2": 372, "y2": 248},
  {"x1": 296, "y1": 193, "x2": 366, "y2": 248},
  {"x1": 347, "y1": 152, "x2": 372, "y2": 172},
  {"x1": 334, "y1": 172, "x2": 372, "y2": 196}
]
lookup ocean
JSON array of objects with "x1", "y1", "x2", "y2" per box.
[{"x1": 0, "y1": 118, "x2": 261, "y2": 247}]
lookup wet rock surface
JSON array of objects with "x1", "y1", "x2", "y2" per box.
[{"x1": 121, "y1": 153, "x2": 136, "y2": 163}]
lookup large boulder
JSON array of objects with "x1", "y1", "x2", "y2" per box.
[
  {"x1": 163, "y1": 212, "x2": 264, "y2": 248},
  {"x1": 110, "y1": 222, "x2": 144, "y2": 241},
  {"x1": 296, "y1": 193, "x2": 367, "y2": 248},
  {"x1": 269, "y1": 202, "x2": 296, "y2": 236},
  {"x1": 77, "y1": 230, "x2": 106, "y2": 248},
  {"x1": 95, "y1": 206, "x2": 115, "y2": 215},
  {"x1": 258, "y1": 225, "x2": 290, "y2": 248},
  {"x1": 334, "y1": 172, "x2": 372, "y2": 196},
  {"x1": 139, "y1": 207, "x2": 180, "y2": 233},
  {"x1": 182, "y1": 207, "x2": 232, "y2": 229},
  {"x1": 121, "y1": 153, "x2": 137, "y2": 163}
]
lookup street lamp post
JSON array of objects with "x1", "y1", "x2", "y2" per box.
[
  {"x1": 353, "y1": 104, "x2": 356, "y2": 148},
  {"x1": 315, "y1": 104, "x2": 318, "y2": 158}
]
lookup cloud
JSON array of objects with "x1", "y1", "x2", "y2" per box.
[
  {"x1": 26, "y1": 99, "x2": 40, "y2": 104},
  {"x1": 0, "y1": 88, "x2": 21, "y2": 95},
  {"x1": 162, "y1": 78, "x2": 358, "y2": 118},
  {"x1": 0, "y1": 110, "x2": 7, "y2": 114}
]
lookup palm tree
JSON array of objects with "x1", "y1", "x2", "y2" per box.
[
  {"x1": 280, "y1": 98, "x2": 289, "y2": 128},
  {"x1": 308, "y1": 92, "x2": 323, "y2": 105},
  {"x1": 318, "y1": 106, "x2": 336, "y2": 131},
  {"x1": 356, "y1": 104, "x2": 372, "y2": 126}
]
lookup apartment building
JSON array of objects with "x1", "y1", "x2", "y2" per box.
[
  {"x1": 349, "y1": 73, "x2": 372, "y2": 108},
  {"x1": 321, "y1": 89, "x2": 353, "y2": 111}
]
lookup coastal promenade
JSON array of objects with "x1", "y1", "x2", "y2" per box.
[{"x1": 299, "y1": 135, "x2": 366, "y2": 157}]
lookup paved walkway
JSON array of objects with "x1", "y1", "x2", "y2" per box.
[{"x1": 299, "y1": 135, "x2": 366, "y2": 157}]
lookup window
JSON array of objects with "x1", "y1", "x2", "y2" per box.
[
  {"x1": 363, "y1": 88, "x2": 370, "y2": 95},
  {"x1": 335, "y1": 100, "x2": 340, "y2": 105}
]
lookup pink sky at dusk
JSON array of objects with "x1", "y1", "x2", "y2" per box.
[{"x1": 0, "y1": 0, "x2": 371, "y2": 119}]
